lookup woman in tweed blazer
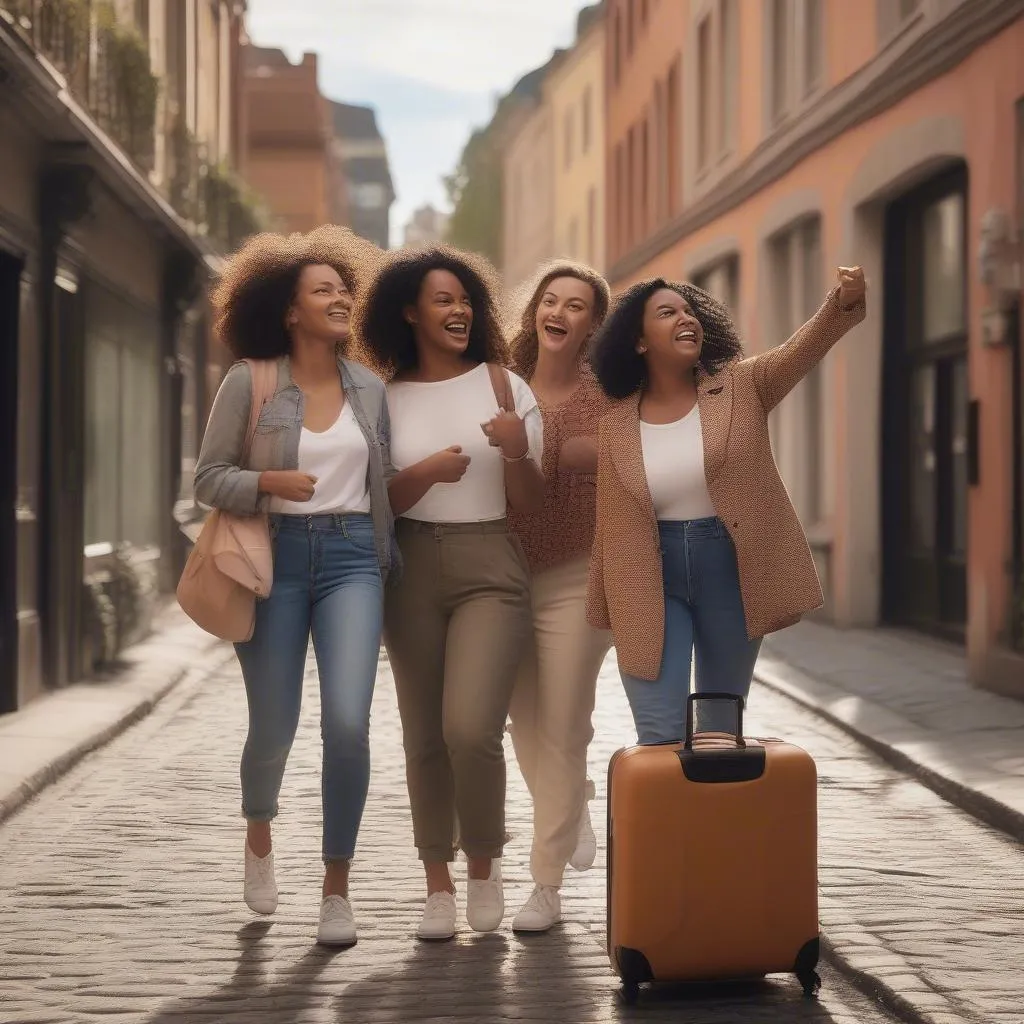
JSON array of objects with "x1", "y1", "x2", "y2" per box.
[{"x1": 587, "y1": 268, "x2": 866, "y2": 743}]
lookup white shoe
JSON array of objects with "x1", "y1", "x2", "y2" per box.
[
  {"x1": 417, "y1": 890, "x2": 458, "y2": 941},
  {"x1": 466, "y1": 859, "x2": 504, "y2": 932},
  {"x1": 512, "y1": 885, "x2": 562, "y2": 933},
  {"x1": 244, "y1": 843, "x2": 278, "y2": 915},
  {"x1": 317, "y1": 895, "x2": 357, "y2": 946},
  {"x1": 569, "y1": 779, "x2": 597, "y2": 872}
]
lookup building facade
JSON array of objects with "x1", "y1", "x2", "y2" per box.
[
  {"x1": 403, "y1": 204, "x2": 449, "y2": 248},
  {"x1": 547, "y1": 3, "x2": 607, "y2": 273},
  {"x1": 330, "y1": 101, "x2": 395, "y2": 249},
  {"x1": 241, "y1": 46, "x2": 332, "y2": 233},
  {"x1": 605, "y1": 0, "x2": 1024, "y2": 696},
  {"x1": 0, "y1": 0, "x2": 259, "y2": 713}
]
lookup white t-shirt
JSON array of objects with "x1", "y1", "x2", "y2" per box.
[
  {"x1": 269, "y1": 402, "x2": 371, "y2": 515},
  {"x1": 640, "y1": 405, "x2": 717, "y2": 522},
  {"x1": 387, "y1": 363, "x2": 544, "y2": 523}
]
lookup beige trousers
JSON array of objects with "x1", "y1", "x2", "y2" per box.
[
  {"x1": 384, "y1": 518, "x2": 532, "y2": 863},
  {"x1": 508, "y1": 555, "x2": 612, "y2": 887}
]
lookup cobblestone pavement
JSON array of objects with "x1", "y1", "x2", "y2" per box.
[
  {"x1": 759, "y1": 621, "x2": 1024, "y2": 837},
  {"x1": 1, "y1": 642, "x2": 1020, "y2": 1023}
]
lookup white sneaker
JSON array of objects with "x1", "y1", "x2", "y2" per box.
[
  {"x1": 244, "y1": 844, "x2": 278, "y2": 915},
  {"x1": 417, "y1": 890, "x2": 458, "y2": 941},
  {"x1": 317, "y1": 895, "x2": 357, "y2": 946},
  {"x1": 569, "y1": 779, "x2": 597, "y2": 872},
  {"x1": 466, "y1": 859, "x2": 504, "y2": 932},
  {"x1": 512, "y1": 885, "x2": 562, "y2": 933}
]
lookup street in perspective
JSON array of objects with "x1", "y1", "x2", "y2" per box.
[{"x1": 2, "y1": 0, "x2": 1024, "y2": 1023}]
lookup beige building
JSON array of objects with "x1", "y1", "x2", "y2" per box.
[
  {"x1": 0, "y1": 0, "x2": 256, "y2": 711},
  {"x1": 547, "y1": 4, "x2": 606, "y2": 273}
]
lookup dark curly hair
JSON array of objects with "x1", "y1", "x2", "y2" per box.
[
  {"x1": 211, "y1": 225, "x2": 382, "y2": 360},
  {"x1": 507, "y1": 259, "x2": 611, "y2": 379},
  {"x1": 356, "y1": 245, "x2": 508, "y2": 381},
  {"x1": 590, "y1": 278, "x2": 743, "y2": 400}
]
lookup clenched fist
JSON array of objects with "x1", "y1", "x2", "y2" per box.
[
  {"x1": 259, "y1": 470, "x2": 317, "y2": 502},
  {"x1": 425, "y1": 445, "x2": 471, "y2": 484},
  {"x1": 481, "y1": 410, "x2": 529, "y2": 460},
  {"x1": 837, "y1": 266, "x2": 866, "y2": 309}
]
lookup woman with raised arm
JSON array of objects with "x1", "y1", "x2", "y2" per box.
[
  {"x1": 587, "y1": 268, "x2": 866, "y2": 744},
  {"x1": 503, "y1": 260, "x2": 614, "y2": 933},
  {"x1": 193, "y1": 227, "x2": 395, "y2": 947},
  {"x1": 358, "y1": 246, "x2": 545, "y2": 941}
]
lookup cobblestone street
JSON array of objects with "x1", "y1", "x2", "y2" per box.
[{"x1": 1, "y1": 641, "x2": 1020, "y2": 1024}]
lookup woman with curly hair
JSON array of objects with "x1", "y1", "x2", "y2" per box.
[
  {"x1": 359, "y1": 245, "x2": 544, "y2": 941},
  {"x1": 501, "y1": 260, "x2": 614, "y2": 934},
  {"x1": 193, "y1": 226, "x2": 396, "y2": 947},
  {"x1": 588, "y1": 268, "x2": 866, "y2": 744}
]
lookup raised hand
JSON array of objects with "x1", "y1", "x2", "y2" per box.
[{"x1": 837, "y1": 266, "x2": 866, "y2": 309}]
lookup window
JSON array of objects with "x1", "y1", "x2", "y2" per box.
[
  {"x1": 768, "y1": 218, "x2": 824, "y2": 524},
  {"x1": 627, "y1": 0, "x2": 635, "y2": 55},
  {"x1": 768, "y1": 0, "x2": 824, "y2": 126},
  {"x1": 666, "y1": 59, "x2": 681, "y2": 214},
  {"x1": 587, "y1": 186, "x2": 597, "y2": 264},
  {"x1": 695, "y1": 0, "x2": 740, "y2": 173},
  {"x1": 692, "y1": 255, "x2": 739, "y2": 313},
  {"x1": 351, "y1": 183, "x2": 387, "y2": 210},
  {"x1": 613, "y1": 10, "x2": 623, "y2": 85},
  {"x1": 697, "y1": 16, "x2": 712, "y2": 170},
  {"x1": 564, "y1": 110, "x2": 574, "y2": 169},
  {"x1": 581, "y1": 86, "x2": 592, "y2": 154}
]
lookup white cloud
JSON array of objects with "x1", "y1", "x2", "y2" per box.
[{"x1": 246, "y1": 0, "x2": 589, "y2": 243}]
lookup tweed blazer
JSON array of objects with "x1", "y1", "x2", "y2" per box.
[{"x1": 586, "y1": 286, "x2": 866, "y2": 681}]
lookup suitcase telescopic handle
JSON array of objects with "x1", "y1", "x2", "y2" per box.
[{"x1": 684, "y1": 692, "x2": 746, "y2": 750}]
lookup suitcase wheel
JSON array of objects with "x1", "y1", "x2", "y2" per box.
[
  {"x1": 620, "y1": 980, "x2": 640, "y2": 1006},
  {"x1": 798, "y1": 967, "x2": 821, "y2": 999}
]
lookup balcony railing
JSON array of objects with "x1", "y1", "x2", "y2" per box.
[{"x1": 1, "y1": 0, "x2": 266, "y2": 253}]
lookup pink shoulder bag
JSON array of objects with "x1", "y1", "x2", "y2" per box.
[{"x1": 176, "y1": 359, "x2": 278, "y2": 642}]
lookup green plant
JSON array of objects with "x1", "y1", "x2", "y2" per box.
[{"x1": 93, "y1": 2, "x2": 158, "y2": 168}]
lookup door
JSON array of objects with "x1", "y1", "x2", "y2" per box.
[
  {"x1": 0, "y1": 252, "x2": 20, "y2": 713},
  {"x1": 882, "y1": 165, "x2": 969, "y2": 639}
]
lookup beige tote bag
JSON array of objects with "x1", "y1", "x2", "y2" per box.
[{"x1": 176, "y1": 359, "x2": 278, "y2": 642}]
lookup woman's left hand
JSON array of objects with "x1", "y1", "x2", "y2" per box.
[
  {"x1": 482, "y1": 411, "x2": 529, "y2": 460},
  {"x1": 838, "y1": 266, "x2": 866, "y2": 309}
]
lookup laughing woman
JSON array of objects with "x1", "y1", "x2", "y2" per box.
[
  {"x1": 193, "y1": 227, "x2": 395, "y2": 947},
  {"x1": 587, "y1": 268, "x2": 866, "y2": 744},
  {"x1": 504, "y1": 260, "x2": 614, "y2": 933},
  {"x1": 358, "y1": 246, "x2": 545, "y2": 941}
]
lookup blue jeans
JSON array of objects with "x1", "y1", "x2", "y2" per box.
[
  {"x1": 234, "y1": 512, "x2": 383, "y2": 862},
  {"x1": 620, "y1": 517, "x2": 762, "y2": 745}
]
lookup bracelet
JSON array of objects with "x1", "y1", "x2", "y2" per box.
[{"x1": 501, "y1": 448, "x2": 529, "y2": 463}]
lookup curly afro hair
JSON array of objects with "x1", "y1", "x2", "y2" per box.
[
  {"x1": 211, "y1": 225, "x2": 383, "y2": 360},
  {"x1": 507, "y1": 259, "x2": 611, "y2": 380},
  {"x1": 356, "y1": 245, "x2": 508, "y2": 381},
  {"x1": 590, "y1": 278, "x2": 743, "y2": 400}
]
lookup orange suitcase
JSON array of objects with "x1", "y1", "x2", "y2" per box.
[{"x1": 607, "y1": 693, "x2": 820, "y2": 1004}]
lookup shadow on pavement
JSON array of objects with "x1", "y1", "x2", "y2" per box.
[{"x1": 142, "y1": 920, "x2": 344, "y2": 1022}]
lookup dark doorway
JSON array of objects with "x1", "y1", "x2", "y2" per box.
[
  {"x1": 881, "y1": 164, "x2": 969, "y2": 640},
  {"x1": 0, "y1": 252, "x2": 21, "y2": 713}
]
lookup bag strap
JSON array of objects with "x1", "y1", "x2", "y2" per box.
[
  {"x1": 486, "y1": 362, "x2": 515, "y2": 413},
  {"x1": 240, "y1": 359, "x2": 277, "y2": 468}
]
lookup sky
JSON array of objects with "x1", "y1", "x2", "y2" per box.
[{"x1": 246, "y1": 0, "x2": 591, "y2": 247}]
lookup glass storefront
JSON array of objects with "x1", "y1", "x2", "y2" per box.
[{"x1": 82, "y1": 283, "x2": 163, "y2": 661}]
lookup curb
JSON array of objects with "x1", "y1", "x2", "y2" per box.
[
  {"x1": 753, "y1": 664, "x2": 1024, "y2": 846},
  {"x1": 0, "y1": 624, "x2": 229, "y2": 826}
]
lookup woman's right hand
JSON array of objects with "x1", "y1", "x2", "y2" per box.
[
  {"x1": 259, "y1": 470, "x2": 317, "y2": 501},
  {"x1": 424, "y1": 446, "x2": 471, "y2": 484}
]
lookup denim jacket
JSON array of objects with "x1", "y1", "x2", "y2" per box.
[{"x1": 194, "y1": 355, "x2": 400, "y2": 581}]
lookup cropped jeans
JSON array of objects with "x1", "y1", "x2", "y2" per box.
[
  {"x1": 234, "y1": 512, "x2": 383, "y2": 863},
  {"x1": 620, "y1": 517, "x2": 762, "y2": 745}
]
